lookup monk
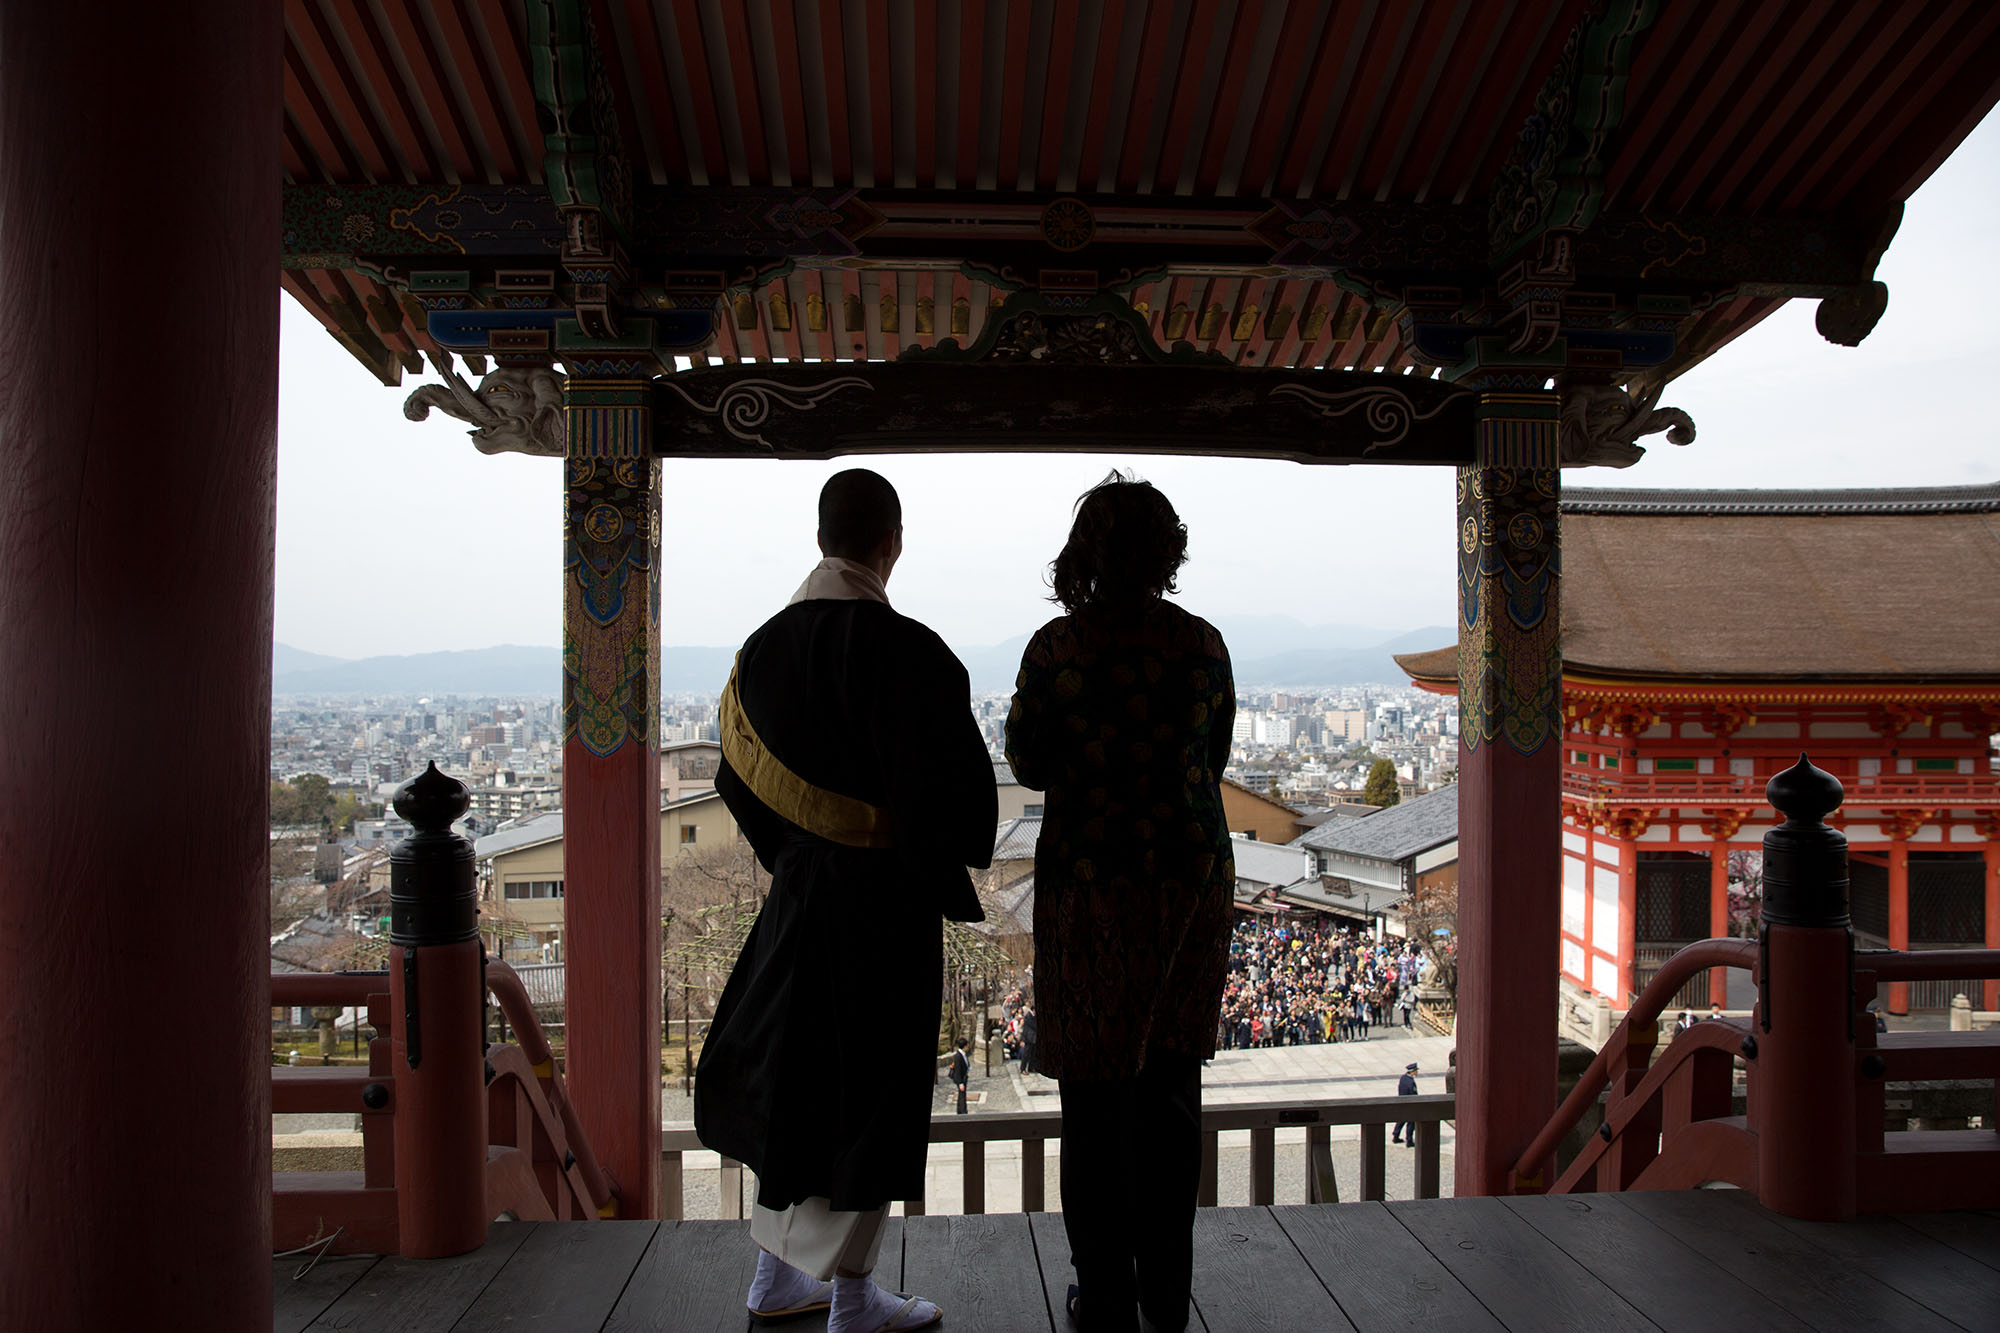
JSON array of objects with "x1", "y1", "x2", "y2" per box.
[{"x1": 697, "y1": 468, "x2": 995, "y2": 1333}]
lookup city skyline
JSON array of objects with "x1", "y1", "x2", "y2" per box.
[{"x1": 275, "y1": 115, "x2": 2000, "y2": 661}]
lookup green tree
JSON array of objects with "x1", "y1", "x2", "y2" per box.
[
  {"x1": 1363, "y1": 758, "x2": 1401, "y2": 808},
  {"x1": 270, "y1": 773, "x2": 336, "y2": 827}
]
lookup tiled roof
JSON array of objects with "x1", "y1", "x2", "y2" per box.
[
  {"x1": 1399, "y1": 486, "x2": 2000, "y2": 683},
  {"x1": 474, "y1": 811, "x2": 565, "y2": 859},
  {"x1": 1290, "y1": 785, "x2": 1458, "y2": 863},
  {"x1": 992, "y1": 816, "x2": 1043, "y2": 863},
  {"x1": 1562, "y1": 482, "x2": 2000, "y2": 517},
  {"x1": 1230, "y1": 837, "x2": 1316, "y2": 889}
]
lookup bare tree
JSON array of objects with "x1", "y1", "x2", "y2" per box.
[
  {"x1": 1399, "y1": 874, "x2": 1459, "y2": 1005},
  {"x1": 661, "y1": 841, "x2": 768, "y2": 1022}
]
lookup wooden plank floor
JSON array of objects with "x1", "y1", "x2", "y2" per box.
[{"x1": 274, "y1": 1193, "x2": 2000, "y2": 1331}]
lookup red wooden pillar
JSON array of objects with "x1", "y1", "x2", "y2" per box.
[
  {"x1": 1454, "y1": 391, "x2": 1562, "y2": 1196},
  {"x1": 1709, "y1": 843, "x2": 1732, "y2": 1007},
  {"x1": 1617, "y1": 854, "x2": 1639, "y2": 1006},
  {"x1": 1887, "y1": 840, "x2": 1910, "y2": 1015},
  {"x1": 1984, "y1": 840, "x2": 1999, "y2": 1013},
  {"x1": 0, "y1": 4, "x2": 280, "y2": 1329},
  {"x1": 560, "y1": 376, "x2": 662, "y2": 1218}
]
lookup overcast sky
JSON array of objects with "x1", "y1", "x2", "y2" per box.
[{"x1": 274, "y1": 113, "x2": 1999, "y2": 661}]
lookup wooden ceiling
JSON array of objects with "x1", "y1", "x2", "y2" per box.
[{"x1": 279, "y1": 1, "x2": 2000, "y2": 383}]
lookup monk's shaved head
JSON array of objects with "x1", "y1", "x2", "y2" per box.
[{"x1": 817, "y1": 468, "x2": 901, "y2": 560}]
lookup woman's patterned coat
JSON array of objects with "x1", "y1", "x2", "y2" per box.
[{"x1": 1005, "y1": 599, "x2": 1236, "y2": 1080}]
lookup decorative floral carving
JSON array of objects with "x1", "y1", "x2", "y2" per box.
[
  {"x1": 1699, "y1": 807, "x2": 1753, "y2": 841},
  {"x1": 1603, "y1": 807, "x2": 1652, "y2": 839},
  {"x1": 1868, "y1": 703, "x2": 1932, "y2": 737},
  {"x1": 1040, "y1": 198, "x2": 1095, "y2": 252},
  {"x1": 1558, "y1": 382, "x2": 1695, "y2": 468},
  {"x1": 657, "y1": 375, "x2": 873, "y2": 449},
  {"x1": 403, "y1": 355, "x2": 566, "y2": 456},
  {"x1": 1268, "y1": 382, "x2": 1472, "y2": 453},
  {"x1": 1880, "y1": 809, "x2": 1937, "y2": 841},
  {"x1": 1601, "y1": 701, "x2": 1663, "y2": 737},
  {"x1": 1701, "y1": 705, "x2": 1757, "y2": 740}
]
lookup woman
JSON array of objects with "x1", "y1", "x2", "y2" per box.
[{"x1": 1005, "y1": 473, "x2": 1235, "y2": 1333}]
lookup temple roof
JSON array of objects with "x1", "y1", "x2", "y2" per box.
[
  {"x1": 281, "y1": 3, "x2": 2000, "y2": 386},
  {"x1": 1398, "y1": 484, "x2": 2000, "y2": 685},
  {"x1": 1561, "y1": 482, "x2": 2000, "y2": 517}
]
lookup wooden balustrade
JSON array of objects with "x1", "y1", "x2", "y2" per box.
[
  {"x1": 1523, "y1": 756, "x2": 2000, "y2": 1219},
  {"x1": 658, "y1": 1093, "x2": 1456, "y2": 1219}
]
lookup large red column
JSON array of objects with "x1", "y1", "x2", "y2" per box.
[
  {"x1": 1887, "y1": 840, "x2": 1911, "y2": 1015},
  {"x1": 1453, "y1": 392, "x2": 1562, "y2": 1196},
  {"x1": 560, "y1": 378, "x2": 662, "y2": 1217},
  {"x1": 1617, "y1": 854, "x2": 1639, "y2": 1005},
  {"x1": 0, "y1": 4, "x2": 281, "y2": 1327}
]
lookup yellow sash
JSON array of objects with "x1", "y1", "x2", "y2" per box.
[{"x1": 719, "y1": 661, "x2": 894, "y2": 849}]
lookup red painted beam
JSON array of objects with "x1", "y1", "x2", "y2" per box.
[
  {"x1": 1032, "y1": 0, "x2": 1079, "y2": 191},
  {"x1": 912, "y1": 0, "x2": 939, "y2": 187},
  {"x1": 327, "y1": 0, "x2": 450, "y2": 181},
  {"x1": 435, "y1": 0, "x2": 527, "y2": 181},
  {"x1": 763, "y1": 0, "x2": 813, "y2": 186},
  {"x1": 954, "y1": 0, "x2": 987, "y2": 188},
  {"x1": 865, "y1": 0, "x2": 896, "y2": 188},
  {"x1": 718, "y1": 0, "x2": 773, "y2": 184},
  {"x1": 818, "y1": 0, "x2": 856, "y2": 185},
  {"x1": 286, "y1": 0, "x2": 397, "y2": 180},
  {"x1": 669, "y1": 0, "x2": 730, "y2": 184},
  {"x1": 1073, "y1": 0, "x2": 1126, "y2": 192},
  {"x1": 0, "y1": 2, "x2": 281, "y2": 1326},
  {"x1": 1113, "y1": 0, "x2": 1178, "y2": 193},
  {"x1": 468, "y1": 0, "x2": 545, "y2": 182}
]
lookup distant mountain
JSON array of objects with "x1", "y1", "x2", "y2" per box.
[
  {"x1": 660, "y1": 646, "x2": 741, "y2": 693},
  {"x1": 1232, "y1": 627, "x2": 1453, "y2": 687},
  {"x1": 273, "y1": 645, "x2": 561, "y2": 695},
  {"x1": 1204, "y1": 614, "x2": 1407, "y2": 664},
  {"x1": 273, "y1": 642, "x2": 352, "y2": 675},
  {"x1": 958, "y1": 633, "x2": 1035, "y2": 693},
  {"x1": 272, "y1": 620, "x2": 1449, "y2": 696},
  {"x1": 953, "y1": 621, "x2": 1447, "y2": 692},
  {"x1": 272, "y1": 643, "x2": 744, "y2": 695}
]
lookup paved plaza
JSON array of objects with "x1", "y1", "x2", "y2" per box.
[{"x1": 663, "y1": 1025, "x2": 1459, "y2": 1217}]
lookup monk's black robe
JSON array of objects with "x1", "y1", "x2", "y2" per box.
[{"x1": 695, "y1": 598, "x2": 996, "y2": 1211}]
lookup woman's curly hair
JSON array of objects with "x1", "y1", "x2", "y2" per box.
[{"x1": 1048, "y1": 471, "x2": 1189, "y2": 615}]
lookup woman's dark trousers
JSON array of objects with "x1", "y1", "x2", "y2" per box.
[{"x1": 1058, "y1": 1054, "x2": 1201, "y2": 1333}]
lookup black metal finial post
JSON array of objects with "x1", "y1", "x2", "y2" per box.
[
  {"x1": 390, "y1": 761, "x2": 479, "y2": 947},
  {"x1": 1760, "y1": 754, "x2": 1849, "y2": 929}
]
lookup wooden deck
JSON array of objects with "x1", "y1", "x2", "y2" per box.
[{"x1": 274, "y1": 1190, "x2": 2000, "y2": 1331}]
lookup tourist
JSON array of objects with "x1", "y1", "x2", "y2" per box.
[
  {"x1": 1006, "y1": 473, "x2": 1235, "y2": 1333},
  {"x1": 695, "y1": 469, "x2": 996, "y2": 1333}
]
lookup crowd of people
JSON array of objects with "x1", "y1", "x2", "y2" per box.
[
  {"x1": 998, "y1": 977, "x2": 1037, "y2": 1072},
  {"x1": 1216, "y1": 914, "x2": 1428, "y2": 1048}
]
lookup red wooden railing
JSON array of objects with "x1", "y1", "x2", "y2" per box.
[
  {"x1": 271, "y1": 764, "x2": 617, "y2": 1258},
  {"x1": 1518, "y1": 756, "x2": 2000, "y2": 1220},
  {"x1": 271, "y1": 961, "x2": 617, "y2": 1256}
]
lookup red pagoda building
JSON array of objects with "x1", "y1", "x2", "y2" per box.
[{"x1": 1402, "y1": 483, "x2": 2000, "y2": 1018}]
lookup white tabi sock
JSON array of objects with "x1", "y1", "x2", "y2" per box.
[
  {"x1": 829, "y1": 1274, "x2": 939, "y2": 1333},
  {"x1": 747, "y1": 1248, "x2": 832, "y2": 1314}
]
